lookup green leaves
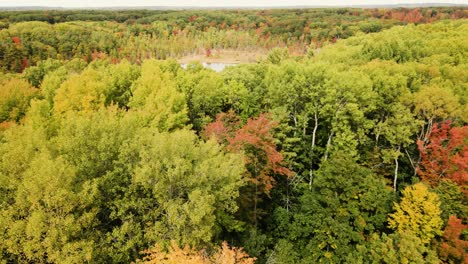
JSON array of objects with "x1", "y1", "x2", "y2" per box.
[
  {"x1": 129, "y1": 60, "x2": 188, "y2": 131},
  {"x1": 176, "y1": 64, "x2": 226, "y2": 131},
  {"x1": 110, "y1": 129, "x2": 245, "y2": 256},
  {"x1": 1, "y1": 152, "x2": 98, "y2": 263},
  {"x1": 274, "y1": 156, "x2": 394, "y2": 262},
  {"x1": 0, "y1": 18, "x2": 467, "y2": 263}
]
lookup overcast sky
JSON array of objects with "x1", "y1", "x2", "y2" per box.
[{"x1": 0, "y1": 0, "x2": 466, "y2": 7}]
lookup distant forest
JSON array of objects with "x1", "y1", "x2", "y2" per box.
[{"x1": 1, "y1": 7, "x2": 467, "y2": 72}]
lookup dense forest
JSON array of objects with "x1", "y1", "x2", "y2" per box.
[
  {"x1": 0, "y1": 7, "x2": 467, "y2": 264},
  {"x1": 1, "y1": 7, "x2": 467, "y2": 71}
]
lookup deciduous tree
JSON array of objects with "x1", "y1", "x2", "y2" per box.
[{"x1": 388, "y1": 183, "x2": 443, "y2": 244}]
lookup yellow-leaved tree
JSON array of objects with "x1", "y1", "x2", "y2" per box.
[
  {"x1": 388, "y1": 183, "x2": 443, "y2": 244},
  {"x1": 53, "y1": 67, "x2": 111, "y2": 114}
]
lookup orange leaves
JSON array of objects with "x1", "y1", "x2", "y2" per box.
[
  {"x1": 389, "y1": 8, "x2": 425, "y2": 23},
  {"x1": 0, "y1": 121, "x2": 13, "y2": 131},
  {"x1": 439, "y1": 216, "x2": 468, "y2": 263},
  {"x1": 212, "y1": 241, "x2": 256, "y2": 264},
  {"x1": 232, "y1": 114, "x2": 292, "y2": 179},
  {"x1": 21, "y1": 58, "x2": 29, "y2": 70},
  {"x1": 139, "y1": 242, "x2": 205, "y2": 264},
  {"x1": 11, "y1": 36, "x2": 21, "y2": 45},
  {"x1": 91, "y1": 49, "x2": 107, "y2": 61},
  {"x1": 188, "y1": 15, "x2": 198, "y2": 22},
  {"x1": 138, "y1": 241, "x2": 255, "y2": 264},
  {"x1": 404, "y1": 9, "x2": 424, "y2": 24},
  {"x1": 204, "y1": 111, "x2": 292, "y2": 194},
  {"x1": 417, "y1": 121, "x2": 468, "y2": 189}
]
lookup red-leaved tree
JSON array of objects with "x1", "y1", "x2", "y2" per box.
[
  {"x1": 204, "y1": 111, "x2": 293, "y2": 226},
  {"x1": 204, "y1": 111, "x2": 293, "y2": 194},
  {"x1": 439, "y1": 216, "x2": 468, "y2": 263},
  {"x1": 417, "y1": 121, "x2": 468, "y2": 190}
]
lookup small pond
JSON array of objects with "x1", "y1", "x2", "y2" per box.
[{"x1": 180, "y1": 62, "x2": 238, "y2": 72}]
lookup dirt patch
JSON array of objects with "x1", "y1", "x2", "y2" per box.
[{"x1": 178, "y1": 48, "x2": 268, "y2": 64}]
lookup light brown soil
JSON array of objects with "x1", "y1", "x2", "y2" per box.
[{"x1": 178, "y1": 48, "x2": 268, "y2": 64}]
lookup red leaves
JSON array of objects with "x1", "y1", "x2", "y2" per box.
[
  {"x1": 205, "y1": 48, "x2": 212, "y2": 58},
  {"x1": 417, "y1": 121, "x2": 468, "y2": 189},
  {"x1": 11, "y1": 36, "x2": 21, "y2": 45},
  {"x1": 389, "y1": 8, "x2": 425, "y2": 23},
  {"x1": 204, "y1": 111, "x2": 293, "y2": 194},
  {"x1": 439, "y1": 216, "x2": 468, "y2": 263},
  {"x1": 21, "y1": 58, "x2": 29, "y2": 70},
  {"x1": 204, "y1": 111, "x2": 240, "y2": 144},
  {"x1": 188, "y1": 15, "x2": 198, "y2": 22},
  {"x1": 405, "y1": 9, "x2": 424, "y2": 23}
]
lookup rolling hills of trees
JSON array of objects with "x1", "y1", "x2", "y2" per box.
[{"x1": 0, "y1": 7, "x2": 467, "y2": 264}]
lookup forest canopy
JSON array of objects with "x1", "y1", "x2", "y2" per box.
[{"x1": 0, "y1": 7, "x2": 467, "y2": 264}]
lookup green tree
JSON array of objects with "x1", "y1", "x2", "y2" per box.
[
  {"x1": 176, "y1": 65, "x2": 226, "y2": 131},
  {"x1": 106, "y1": 59, "x2": 141, "y2": 108},
  {"x1": 413, "y1": 85, "x2": 462, "y2": 141},
  {"x1": 0, "y1": 152, "x2": 98, "y2": 263},
  {"x1": 22, "y1": 58, "x2": 62, "y2": 87},
  {"x1": 128, "y1": 59, "x2": 188, "y2": 131},
  {"x1": 103, "y1": 129, "x2": 245, "y2": 261},
  {"x1": 320, "y1": 70, "x2": 376, "y2": 160},
  {"x1": 365, "y1": 232, "x2": 439, "y2": 264},
  {"x1": 273, "y1": 156, "x2": 394, "y2": 263}
]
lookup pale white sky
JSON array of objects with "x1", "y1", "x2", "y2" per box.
[{"x1": 0, "y1": 0, "x2": 466, "y2": 7}]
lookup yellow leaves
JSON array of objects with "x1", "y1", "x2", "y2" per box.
[
  {"x1": 413, "y1": 85, "x2": 462, "y2": 122},
  {"x1": 0, "y1": 78, "x2": 38, "y2": 123},
  {"x1": 388, "y1": 183, "x2": 443, "y2": 244},
  {"x1": 53, "y1": 68, "x2": 111, "y2": 114}
]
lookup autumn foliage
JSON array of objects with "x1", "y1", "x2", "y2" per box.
[
  {"x1": 11, "y1": 36, "x2": 21, "y2": 45},
  {"x1": 439, "y1": 216, "x2": 468, "y2": 263},
  {"x1": 204, "y1": 111, "x2": 293, "y2": 194},
  {"x1": 138, "y1": 241, "x2": 255, "y2": 264},
  {"x1": 417, "y1": 121, "x2": 468, "y2": 189}
]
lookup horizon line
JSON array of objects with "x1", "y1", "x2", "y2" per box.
[{"x1": 1, "y1": 2, "x2": 467, "y2": 9}]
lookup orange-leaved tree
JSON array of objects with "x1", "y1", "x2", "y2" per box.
[
  {"x1": 439, "y1": 215, "x2": 468, "y2": 263},
  {"x1": 417, "y1": 121, "x2": 468, "y2": 189},
  {"x1": 137, "y1": 241, "x2": 255, "y2": 264}
]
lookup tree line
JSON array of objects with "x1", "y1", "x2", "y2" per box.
[{"x1": 1, "y1": 7, "x2": 467, "y2": 72}]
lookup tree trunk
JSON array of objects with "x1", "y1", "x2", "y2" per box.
[
  {"x1": 292, "y1": 114, "x2": 298, "y2": 138},
  {"x1": 324, "y1": 131, "x2": 334, "y2": 161},
  {"x1": 405, "y1": 148, "x2": 417, "y2": 177},
  {"x1": 309, "y1": 111, "x2": 318, "y2": 189},
  {"x1": 393, "y1": 146, "x2": 401, "y2": 192}
]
